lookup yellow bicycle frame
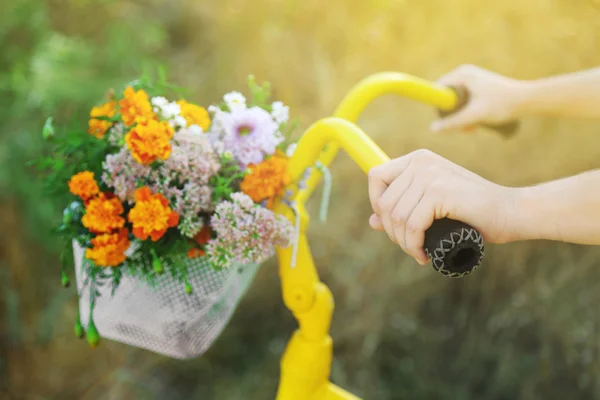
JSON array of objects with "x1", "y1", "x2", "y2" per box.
[{"x1": 273, "y1": 73, "x2": 461, "y2": 400}]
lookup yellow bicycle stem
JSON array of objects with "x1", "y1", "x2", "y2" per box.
[{"x1": 273, "y1": 73, "x2": 460, "y2": 400}]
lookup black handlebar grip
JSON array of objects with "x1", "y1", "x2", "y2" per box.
[
  {"x1": 439, "y1": 85, "x2": 520, "y2": 138},
  {"x1": 424, "y1": 217, "x2": 484, "y2": 278}
]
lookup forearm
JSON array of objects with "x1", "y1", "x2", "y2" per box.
[
  {"x1": 514, "y1": 68, "x2": 600, "y2": 119},
  {"x1": 510, "y1": 169, "x2": 600, "y2": 245}
]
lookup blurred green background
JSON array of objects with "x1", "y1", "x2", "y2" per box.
[{"x1": 2, "y1": 0, "x2": 600, "y2": 399}]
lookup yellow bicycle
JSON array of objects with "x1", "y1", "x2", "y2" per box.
[{"x1": 272, "y1": 72, "x2": 517, "y2": 399}]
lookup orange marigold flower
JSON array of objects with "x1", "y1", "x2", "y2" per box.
[
  {"x1": 119, "y1": 86, "x2": 156, "y2": 127},
  {"x1": 193, "y1": 225, "x2": 212, "y2": 246},
  {"x1": 128, "y1": 187, "x2": 180, "y2": 242},
  {"x1": 85, "y1": 228, "x2": 130, "y2": 267},
  {"x1": 125, "y1": 119, "x2": 174, "y2": 165},
  {"x1": 81, "y1": 193, "x2": 126, "y2": 234},
  {"x1": 177, "y1": 100, "x2": 211, "y2": 131},
  {"x1": 187, "y1": 248, "x2": 206, "y2": 258},
  {"x1": 240, "y1": 152, "x2": 291, "y2": 209},
  {"x1": 68, "y1": 171, "x2": 100, "y2": 201},
  {"x1": 88, "y1": 100, "x2": 117, "y2": 138},
  {"x1": 187, "y1": 226, "x2": 211, "y2": 258}
]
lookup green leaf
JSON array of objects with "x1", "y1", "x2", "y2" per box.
[{"x1": 42, "y1": 117, "x2": 55, "y2": 140}]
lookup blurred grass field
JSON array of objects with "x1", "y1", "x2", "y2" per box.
[{"x1": 2, "y1": 0, "x2": 600, "y2": 399}]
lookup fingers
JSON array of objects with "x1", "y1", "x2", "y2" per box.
[
  {"x1": 435, "y1": 64, "x2": 478, "y2": 87},
  {"x1": 369, "y1": 214, "x2": 384, "y2": 230},
  {"x1": 390, "y1": 182, "x2": 426, "y2": 260},
  {"x1": 368, "y1": 177, "x2": 438, "y2": 265},
  {"x1": 368, "y1": 154, "x2": 412, "y2": 215},
  {"x1": 404, "y1": 194, "x2": 437, "y2": 264},
  {"x1": 431, "y1": 64, "x2": 483, "y2": 133},
  {"x1": 430, "y1": 104, "x2": 483, "y2": 133},
  {"x1": 376, "y1": 171, "x2": 413, "y2": 244},
  {"x1": 368, "y1": 150, "x2": 452, "y2": 265}
]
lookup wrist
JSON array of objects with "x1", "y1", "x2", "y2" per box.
[
  {"x1": 504, "y1": 184, "x2": 554, "y2": 243},
  {"x1": 508, "y1": 79, "x2": 541, "y2": 119}
]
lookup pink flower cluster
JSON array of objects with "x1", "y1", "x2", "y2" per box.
[
  {"x1": 162, "y1": 141, "x2": 220, "y2": 187},
  {"x1": 102, "y1": 141, "x2": 222, "y2": 238},
  {"x1": 206, "y1": 192, "x2": 294, "y2": 269},
  {"x1": 102, "y1": 148, "x2": 154, "y2": 202}
]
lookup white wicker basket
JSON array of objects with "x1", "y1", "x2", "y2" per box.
[{"x1": 73, "y1": 242, "x2": 259, "y2": 359}]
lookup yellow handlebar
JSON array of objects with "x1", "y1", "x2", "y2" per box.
[
  {"x1": 333, "y1": 72, "x2": 457, "y2": 120},
  {"x1": 293, "y1": 72, "x2": 459, "y2": 206},
  {"x1": 274, "y1": 73, "x2": 460, "y2": 400}
]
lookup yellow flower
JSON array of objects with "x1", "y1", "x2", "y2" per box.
[
  {"x1": 88, "y1": 100, "x2": 117, "y2": 138},
  {"x1": 240, "y1": 151, "x2": 290, "y2": 209},
  {"x1": 85, "y1": 228, "x2": 130, "y2": 267},
  {"x1": 119, "y1": 86, "x2": 156, "y2": 127},
  {"x1": 81, "y1": 193, "x2": 126, "y2": 234},
  {"x1": 68, "y1": 171, "x2": 100, "y2": 201},
  {"x1": 125, "y1": 119, "x2": 174, "y2": 165},
  {"x1": 177, "y1": 100, "x2": 211, "y2": 131}
]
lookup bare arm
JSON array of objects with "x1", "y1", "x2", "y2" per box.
[
  {"x1": 368, "y1": 150, "x2": 600, "y2": 265},
  {"x1": 431, "y1": 65, "x2": 600, "y2": 132},
  {"x1": 517, "y1": 68, "x2": 600, "y2": 119},
  {"x1": 511, "y1": 169, "x2": 600, "y2": 245}
]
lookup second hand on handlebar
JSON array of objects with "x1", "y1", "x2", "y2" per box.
[{"x1": 288, "y1": 117, "x2": 485, "y2": 278}]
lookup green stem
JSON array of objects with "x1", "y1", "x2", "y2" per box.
[
  {"x1": 184, "y1": 273, "x2": 193, "y2": 295},
  {"x1": 151, "y1": 249, "x2": 164, "y2": 274},
  {"x1": 86, "y1": 300, "x2": 100, "y2": 348},
  {"x1": 74, "y1": 308, "x2": 84, "y2": 339},
  {"x1": 61, "y1": 267, "x2": 70, "y2": 288}
]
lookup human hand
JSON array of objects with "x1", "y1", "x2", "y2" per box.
[
  {"x1": 431, "y1": 64, "x2": 527, "y2": 133},
  {"x1": 368, "y1": 149, "x2": 517, "y2": 265}
]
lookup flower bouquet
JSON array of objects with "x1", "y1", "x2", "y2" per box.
[{"x1": 36, "y1": 73, "x2": 299, "y2": 358}]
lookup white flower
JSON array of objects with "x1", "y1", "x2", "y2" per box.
[
  {"x1": 169, "y1": 115, "x2": 187, "y2": 130},
  {"x1": 187, "y1": 124, "x2": 203, "y2": 135},
  {"x1": 151, "y1": 96, "x2": 169, "y2": 107},
  {"x1": 271, "y1": 101, "x2": 289, "y2": 125},
  {"x1": 208, "y1": 107, "x2": 228, "y2": 135},
  {"x1": 224, "y1": 91, "x2": 247, "y2": 111},
  {"x1": 161, "y1": 102, "x2": 181, "y2": 120},
  {"x1": 208, "y1": 134, "x2": 225, "y2": 155},
  {"x1": 285, "y1": 143, "x2": 297, "y2": 157},
  {"x1": 152, "y1": 96, "x2": 183, "y2": 123},
  {"x1": 174, "y1": 129, "x2": 211, "y2": 151}
]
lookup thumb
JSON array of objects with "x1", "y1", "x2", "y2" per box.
[
  {"x1": 430, "y1": 106, "x2": 482, "y2": 133},
  {"x1": 369, "y1": 214, "x2": 384, "y2": 230}
]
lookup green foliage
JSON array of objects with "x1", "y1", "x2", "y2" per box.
[
  {"x1": 210, "y1": 154, "x2": 248, "y2": 203},
  {"x1": 0, "y1": 0, "x2": 191, "y2": 352},
  {"x1": 247, "y1": 75, "x2": 272, "y2": 109},
  {"x1": 0, "y1": 0, "x2": 169, "y2": 251}
]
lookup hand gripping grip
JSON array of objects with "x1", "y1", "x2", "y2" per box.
[
  {"x1": 424, "y1": 86, "x2": 520, "y2": 278},
  {"x1": 309, "y1": 73, "x2": 522, "y2": 277},
  {"x1": 286, "y1": 116, "x2": 486, "y2": 278},
  {"x1": 439, "y1": 84, "x2": 521, "y2": 137},
  {"x1": 427, "y1": 84, "x2": 520, "y2": 277}
]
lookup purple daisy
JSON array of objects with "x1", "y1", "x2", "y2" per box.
[{"x1": 220, "y1": 106, "x2": 283, "y2": 166}]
